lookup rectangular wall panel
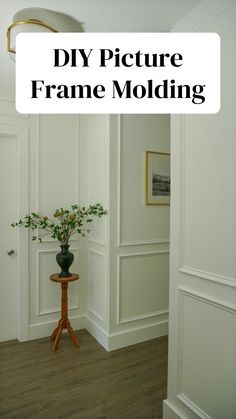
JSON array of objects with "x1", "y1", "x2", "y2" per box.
[
  {"x1": 37, "y1": 115, "x2": 79, "y2": 213},
  {"x1": 79, "y1": 114, "x2": 108, "y2": 245},
  {"x1": 88, "y1": 250, "x2": 106, "y2": 322},
  {"x1": 118, "y1": 252, "x2": 169, "y2": 323},
  {"x1": 178, "y1": 289, "x2": 236, "y2": 419},
  {"x1": 119, "y1": 115, "x2": 170, "y2": 245}
]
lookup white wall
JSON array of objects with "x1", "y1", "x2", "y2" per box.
[
  {"x1": 0, "y1": 104, "x2": 88, "y2": 340},
  {"x1": 164, "y1": 1, "x2": 236, "y2": 418},
  {"x1": 109, "y1": 115, "x2": 170, "y2": 349},
  {"x1": 0, "y1": 104, "x2": 170, "y2": 350},
  {"x1": 79, "y1": 114, "x2": 110, "y2": 348},
  {"x1": 80, "y1": 114, "x2": 170, "y2": 350},
  {"x1": 28, "y1": 114, "x2": 87, "y2": 339}
]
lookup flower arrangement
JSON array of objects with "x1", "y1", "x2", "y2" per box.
[{"x1": 12, "y1": 203, "x2": 107, "y2": 245}]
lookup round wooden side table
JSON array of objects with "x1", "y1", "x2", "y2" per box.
[{"x1": 50, "y1": 273, "x2": 80, "y2": 351}]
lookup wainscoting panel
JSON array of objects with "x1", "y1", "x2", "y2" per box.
[
  {"x1": 118, "y1": 252, "x2": 169, "y2": 324},
  {"x1": 177, "y1": 288, "x2": 236, "y2": 418},
  {"x1": 88, "y1": 250, "x2": 106, "y2": 322}
]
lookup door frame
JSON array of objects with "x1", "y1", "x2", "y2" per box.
[{"x1": 0, "y1": 123, "x2": 29, "y2": 341}]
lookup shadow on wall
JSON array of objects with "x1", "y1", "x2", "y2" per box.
[{"x1": 49, "y1": 10, "x2": 84, "y2": 32}]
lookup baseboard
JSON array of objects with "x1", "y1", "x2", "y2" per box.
[
  {"x1": 163, "y1": 399, "x2": 189, "y2": 419},
  {"x1": 85, "y1": 315, "x2": 168, "y2": 352},
  {"x1": 28, "y1": 315, "x2": 85, "y2": 341},
  {"x1": 26, "y1": 315, "x2": 168, "y2": 352},
  {"x1": 84, "y1": 315, "x2": 110, "y2": 350},
  {"x1": 108, "y1": 320, "x2": 168, "y2": 351}
]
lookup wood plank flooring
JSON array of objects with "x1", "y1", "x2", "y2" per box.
[{"x1": 0, "y1": 330, "x2": 168, "y2": 419}]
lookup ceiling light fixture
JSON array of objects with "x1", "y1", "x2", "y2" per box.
[
  {"x1": 7, "y1": 18, "x2": 57, "y2": 54},
  {"x1": 7, "y1": 8, "x2": 83, "y2": 57},
  {"x1": 7, "y1": 8, "x2": 60, "y2": 55}
]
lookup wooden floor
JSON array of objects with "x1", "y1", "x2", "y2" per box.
[{"x1": 0, "y1": 330, "x2": 168, "y2": 419}]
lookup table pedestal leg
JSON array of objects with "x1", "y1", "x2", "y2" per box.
[
  {"x1": 50, "y1": 281, "x2": 80, "y2": 351},
  {"x1": 66, "y1": 319, "x2": 80, "y2": 347},
  {"x1": 52, "y1": 320, "x2": 63, "y2": 351},
  {"x1": 51, "y1": 324, "x2": 60, "y2": 341}
]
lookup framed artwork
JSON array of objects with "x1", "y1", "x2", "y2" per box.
[{"x1": 145, "y1": 151, "x2": 170, "y2": 205}]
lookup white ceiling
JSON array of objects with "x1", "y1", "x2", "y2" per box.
[{"x1": 0, "y1": 0, "x2": 203, "y2": 100}]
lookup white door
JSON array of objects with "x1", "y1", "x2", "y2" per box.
[{"x1": 0, "y1": 123, "x2": 29, "y2": 342}]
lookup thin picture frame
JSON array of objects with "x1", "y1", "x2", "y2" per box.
[{"x1": 145, "y1": 151, "x2": 170, "y2": 205}]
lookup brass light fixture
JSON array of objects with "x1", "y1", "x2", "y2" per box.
[
  {"x1": 7, "y1": 7, "x2": 83, "y2": 61},
  {"x1": 7, "y1": 8, "x2": 83, "y2": 59},
  {"x1": 7, "y1": 18, "x2": 57, "y2": 54}
]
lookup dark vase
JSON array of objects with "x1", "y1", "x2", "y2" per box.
[{"x1": 56, "y1": 245, "x2": 74, "y2": 277}]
